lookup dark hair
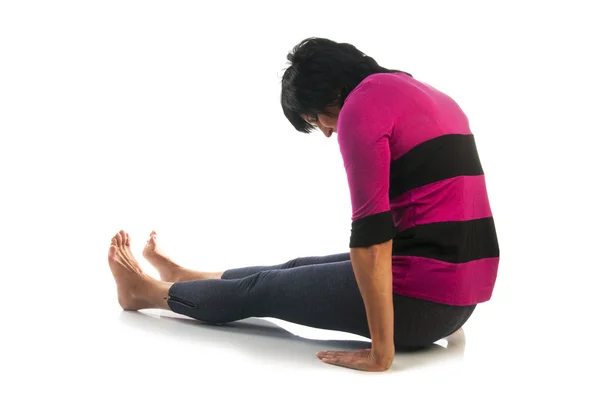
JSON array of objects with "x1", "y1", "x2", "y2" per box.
[{"x1": 281, "y1": 37, "x2": 411, "y2": 133}]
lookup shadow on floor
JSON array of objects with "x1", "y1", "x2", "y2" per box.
[{"x1": 118, "y1": 310, "x2": 467, "y2": 372}]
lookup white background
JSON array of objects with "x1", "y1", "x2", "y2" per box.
[{"x1": 1, "y1": 0, "x2": 598, "y2": 396}]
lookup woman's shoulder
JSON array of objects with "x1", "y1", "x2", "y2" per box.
[
  {"x1": 339, "y1": 73, "x2": 406, "y2": 131},
  {"x1": 343, "y1": 73, "x2": 412, "y2": 113},
  {"x1": 347, "y1": 72, "x2": 413, "y2": 100},
  {"x1": 368, "y1": 71, "x2": 416, "y2": 87}
]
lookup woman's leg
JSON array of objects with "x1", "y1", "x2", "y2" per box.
[
  {"x1": 167, "y1": 269, "x2": 477, "y2": 346},
  {"x1": 111, "y1": 231, "x2": 369, "y2": 337},
  {"x1": 143, "y1": 231, "x2": 350, "y2": 282},
  {"x1": 220, "y1": 252, "x2": 351, "y2": 280},
  {"x1": 167, "y1": 259, "x2": 370, "y2": 337},
  {"x1": 109, "y1": 230, "x2": 476, "y2": 348}
]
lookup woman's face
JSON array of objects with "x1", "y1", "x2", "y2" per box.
[{"x1": 303, "y1": 106, "x2": 341, "y2": 138}]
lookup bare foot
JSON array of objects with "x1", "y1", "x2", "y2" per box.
[
  {"x1": 108, "y1": 230, "x2": 171, "y2": 310},
  {"x1": 143, "y1": 231, "x2": 222, "y2": 282},
  {"x1": 142, "y1": 231, "x2": 186, "y2": 282}
]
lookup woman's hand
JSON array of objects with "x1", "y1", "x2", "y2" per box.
[{"x1": 317, "y1": 348, "x2": 394, "y2": 372}]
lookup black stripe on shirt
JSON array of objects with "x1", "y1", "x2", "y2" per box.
[
  {"x1": 389, "y1": 134, "x2": 484, "y2": 200},
  {"x1": 350, "y1": 210, "x2": 397, "y2": 248},
  {"x1": 392, "y1": 217, "x2": 499, "y2": 263}
]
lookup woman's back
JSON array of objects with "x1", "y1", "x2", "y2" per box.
[{"x1": 338, "y1": 72, "x2": 500, "y2": 306}]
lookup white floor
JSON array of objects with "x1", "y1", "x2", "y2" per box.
[{"x1": 3, "y1": 240, "x2": 596, "y2": 397}]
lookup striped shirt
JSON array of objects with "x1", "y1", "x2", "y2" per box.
[{"x1": 337, "y1": 72, "x2": 499, "y2": 306}]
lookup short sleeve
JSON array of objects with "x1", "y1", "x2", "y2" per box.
[{"x1": 337, "y1": 81, "x2": 397, "y2": 248}]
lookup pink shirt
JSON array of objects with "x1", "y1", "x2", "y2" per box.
[{"x1": 337, "y1": 72, "x2": 499, "y2": 306}]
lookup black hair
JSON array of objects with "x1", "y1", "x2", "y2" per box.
[{"x1": 281, "y1": 37, "x2": 412, "y2": 133}]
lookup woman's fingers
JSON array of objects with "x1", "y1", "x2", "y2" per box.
[
  {"x1": 322, "y1": 353, "x2": 369, "y2": 370},
  {"x1": 320, "y1": 352, "x2": 346, "y2": 364},
  {"x1": 317, "y1": 350, "x2": 354, "y2": 359},
  {"x1": 316, "y1": 349, "x2": 383, "y2": 371}
]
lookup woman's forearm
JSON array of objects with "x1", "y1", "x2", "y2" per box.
[{"x1": 350, "y1": 239, "x2": 395, "y2": 359}]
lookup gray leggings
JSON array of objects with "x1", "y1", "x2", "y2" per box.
[{"x1": 167, "y1": 253, "x2": 476, "y2": 349}]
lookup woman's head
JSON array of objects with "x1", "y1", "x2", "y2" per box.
[{"x1": 280, "y1": 37, "x2": 410, "y2": 136}]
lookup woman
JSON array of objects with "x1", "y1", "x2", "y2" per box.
[{"x1": 107, "y1": 37, "x2": 500, "y2": 372}]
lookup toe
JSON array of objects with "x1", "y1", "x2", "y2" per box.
[
  {"x1": 108, "y1": 244, "x2": 117, "y2": 260},
  {"x1": 125, "y1": 232, "x2": 131, "y2": 247},
  {"x1": 111, "y1": 236, "x2": 117, "y2": 245},
  {"x1": 115, "y1": 232, "x2": 123, "y2": 246},
  {"x1": 119, "y1": 230, "x2": 129, "y2": 246}
]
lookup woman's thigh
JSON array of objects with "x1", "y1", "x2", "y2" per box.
[
  {"x1": 221, "y1": 252, "x2": 351, "y2": 280},
  {"x1": 169, "y1": 259, "x2": 371, "y2": 338}
]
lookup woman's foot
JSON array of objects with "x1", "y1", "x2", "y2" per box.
[
  {"x1": 143, "y1": 231, "x2": 223, "y2": 282},
  {"x1": 108, "y1": 230, "x2": 171, "y2": 310},
  {"x1": 142, "y1": 231, "x2": 185, "y2": 282}
]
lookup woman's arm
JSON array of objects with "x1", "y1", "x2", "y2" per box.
[
  {"x1": 317, "y1": 240, "x2": 395, "y2": 371},
  {"x1": 350, "y1": 240, "x2": 395, "y2": 366},
  {"x1": 318, "y1": 77, "x2": 397, "y2": 371}
]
